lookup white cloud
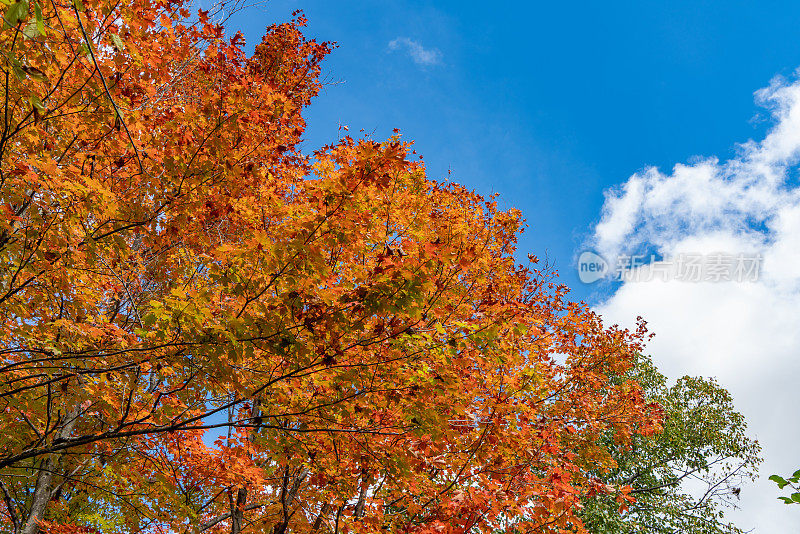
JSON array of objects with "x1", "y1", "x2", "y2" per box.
[
  {"x1": 388, "y1": 37, "x2": 442, "y2": 66},
  {"x1": 589, "y1": 74, "x2": 800, "y2": 532}
]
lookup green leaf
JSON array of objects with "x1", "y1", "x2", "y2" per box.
[
  {"x1": 141, "y1": 312, "x2": 156, "y2": 328},
  {"x1": 33, "y1": 1, "x2": 44, "y2": 34},
  {"x1": 21, "y1": 18, "x2": 37, "y2": 38},
  {"x1": 3, "y1": 0, "x2": 29, "y2": 28},
  {"x1": 780, "y1": 496, "x2": 794, "y2": 504},
  {"x1": 792, "y1": 493, "x2": 800, "y2": 503},
  {"x1": 109, "y1": 32, "x2": 124, "y2": 51},
  {"x1": 72, "y1": 0, "x2": 84, "y2": 11},
  {"x1": 8, "y1": 56, "x2": 26, "y2": 81},
  {"x1": 28, "y1": 94, "x2": 45, "y2": 111},
  {"x1": 20, "y1": 65, "x2": 48, "y2": 83},
  {"x1": 770, "y1": 475, "x2": 789, "y2": 489}
]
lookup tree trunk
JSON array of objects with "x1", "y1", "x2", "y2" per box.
[
  {"x1": 230, "y1": 487, "x2": 247, "y2": 534},
  {"x1": 21, "y1": 408, "x2": 80, "y2": 534}
]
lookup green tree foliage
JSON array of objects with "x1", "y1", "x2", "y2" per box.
[{"x1": 579, "y1": 354, "x2": 761, "y2": 534}]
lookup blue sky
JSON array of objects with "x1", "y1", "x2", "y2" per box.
[
  {"x1": 225, "y1": 2, "x2": 800, "y2": 531},
  {"x1": 230, "y1": 0, "x2": 800, "y2": 296}
]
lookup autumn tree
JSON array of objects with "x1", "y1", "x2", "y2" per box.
[
  {"x1": 579, "y1": 353, "x2": 761, "y2": 534},
  {"x1": 1, "y1": 0, "x2": 661, "y2": 533}
]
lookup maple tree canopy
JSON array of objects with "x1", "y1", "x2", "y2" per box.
[{"x1": 0, "y1": 0, "x2": 661, "y2": 533}]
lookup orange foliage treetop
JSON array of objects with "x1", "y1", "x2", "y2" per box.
[{"x1": 0, "y1": 0, "x2": 660, "y2": 533}]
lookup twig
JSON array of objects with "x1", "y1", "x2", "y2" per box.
[{"x1": 72, "y1": 3, "x2": 145, "y2": 173}]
